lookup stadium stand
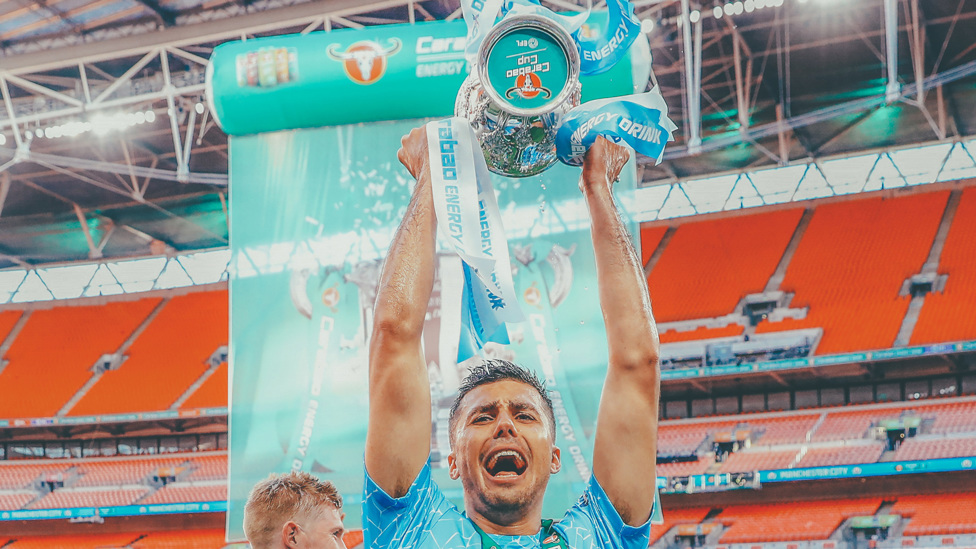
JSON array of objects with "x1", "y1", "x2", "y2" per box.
[
  {"x1": 656, "y1": 457, "x2": 715, "y2": 478},
  {"x1": 646, "y1": 208, "x2": 804, "y2": 321},
  {"x1": 809, "y1": 406, "x2": 908, "y2": 442},
  {"x1": 717, "y1": 449, "x2": 798, "y2": 473},
  {"x1": 0, "y1": 309, "x2": 23, "y2": 342},
  {"x1": 29, "y1": 486, "x2": 149, "y2": 509},
  {"x1": 140, "y1": 483, "x2": 227, "y2": 505},
  {"x1": 892, "y1": 492, "x2": 976, "y2": 536},
  {"x1": 5, "y1": 533, "x2": 146, "y2": 548},
  {"x1": 640, "y1": 224, "x2": 669, "y2": 268},
  {"x1": 73, "y1": 458, "x2": 188, "y2": 487},
  {"x1": 716, "y1": 498, "x2": 883, "y2": 543},
  {"x1": 0, "y1": 298, "x2": 162, "y2": 418},
  {"x1": 184, "y1": 455, "x2": 227, "y2": 481},
  {"x1": 658, "y1": 420, "x2": 739, "y2": 455},
  {"x1": 70, "y1": 291, "x2": 229, "y2": 416},
  {"x1": 797, "y1": 442, "x2": 886, "y2": 468},
  {"x1": 180, "y1": 362, "x2": 229, "y2": 410},
  {"x1": 659, "y1": 324, "x2": 744, "y2": 344},
  {"x1": 0, "y1": 463, "x2": 71, "y2": 490},
  {"x1": 131, "y1": 529, "x2": 230, "y2": 549},
  {"x1": 0, "y1": 492, "x2": 36, "y2": 510},
  {"x1": 911, "y1": 187, "x2": 976, "y2": 345},
  {"x1": 745, "y1": 414, "x2": 820, "y2": 446},
  {"x1": 649, "y1": 506, "x2": 713, "y2": 544},
  {"x1": 756, "y1": 191, "x2": 949, "y2": 354},
  {"x1": 893, "y1": 437, "x2": 976, "y2": 461},
  {"x1": 918, "y1": 400, "x2": 976, "y2": 434}
]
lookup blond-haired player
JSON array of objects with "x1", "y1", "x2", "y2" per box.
[{"x1": 244, "y1": 471, "x2": 346, "y2": 549}]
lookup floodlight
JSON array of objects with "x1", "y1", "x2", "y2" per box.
[
  {"x1": 689, "y1": 10, "x2": 701, "y2": 23},
  {"x1": 713, "y1": 6, "x2": 724, "y2": 17}
]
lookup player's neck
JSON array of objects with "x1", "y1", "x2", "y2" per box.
[{"x1": 466, "y1": 505, "x2": 544, "y2": 536}]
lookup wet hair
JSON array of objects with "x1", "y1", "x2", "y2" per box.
[
  {"x1": 243, "y1": 471, "x2": 342, "y2": 548},
  {"x1": 448, "y1": 359, "x2": 556, "y2": 447}
]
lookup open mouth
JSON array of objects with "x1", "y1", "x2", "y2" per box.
[{"x1": 484, "y1": 449, "x2": 528, "y2": 478}]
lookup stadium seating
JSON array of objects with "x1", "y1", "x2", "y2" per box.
[
  {"x1": 911, "y1": 187, "x2": 976, "y2": 345},
  {"x1": 646, "y1": 208, "x2": 803, "y2": 322},
  {"x1": 0, "y1": 309, "x2": 22, "y2": 342},
  {"x1": 892, "y1": 492, "x2": 976, "y2": 535},
  {"x1": 185, "y1": 455, "x2": 227, "y2": 481},
  {"x1": 745, "y1": 414, "x2": 820, "y2": 446},
  {"x1": 797, "y1": 442, "x2": 886, "y2": 468},
  {"x1": 131, "y1": 529, "x2": 229, "y2": 549},
  {"x1": 915, "y1": 398, "x2": 976, "y2": 434},
  {"x1": 756, "y1": 191, "x2": 948, "y2": 354},
  {"x1": 0, "y1": 298, "x2": 162, "y2": 418},
  {"x1": 640, "y1": 224, "x2": 669, "y2": 268},
  {"x1": 180, "y1": 361, "x2": 229, "y2": 410},
  {"x1": 659, "y1": 324, "x2": 744, "y2": 344},
  {"x1": 649, "y1": 506, "x2": 713, "y2": 544},
  {"x1": 893, "y1": 436, "x2": 976, "y2": 461},
  {"x1": 658, "y1": 420, "x2": 739, "y2": 455},
  {"x1": 0, "y1": 463, "x2": 71, "y2": 490},
  {"x1": 70, "y1": 291, "x2": 228, "y2": 416},
  {"x1": 717, "y1": 449, "x2": 798, "y2": 473},
  {"x1": 5, "y1": 533, "x2": 145, "y2": 549},
  {"x1": 29, "y1": 487, "x2": 148, "y2": 508},
  {"x1": 716, "y1": 498, "x2": 883, "y2": 542},
  {"x1": 140, "y1": 483, "x2": 227, "y2": 505},
  {"x1": 809, "y1": 406, "x2": 907, "y2": 442},
  {"x1": 656, "y1": 457, "x2": 715, "y2": 478},
  {"x1": 0, "y1": 491, "x2": 37, "y2": 510},
  {"x1": 73, "y1": 458, "x2": 187, "y2": 487}
]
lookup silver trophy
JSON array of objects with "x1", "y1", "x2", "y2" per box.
[{"x1": 455, "y1": 15, "x2": 581, "y2": 178}]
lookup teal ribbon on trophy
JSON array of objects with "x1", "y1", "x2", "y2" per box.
[{"x1": 434, "y1": 0, "x2": 677, "y2": 362}]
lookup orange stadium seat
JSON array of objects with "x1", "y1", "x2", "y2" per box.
[
  {"x1": 893, "y1": 492, "x2": 976, "y2": 535},
  {"x1": 0, "y1": 463, "x2": 71, "y2": 490},
  {"x1": 29, "y1": 487, "x2": 148, "y2": 509},
  {"x1": 5, "y1": 533, "x2": 143, "y2": 549},
  {"x1": 656, "y1": 457, "x2": 715, "y2": 478},
  {"x1": 912, "y1": 187, "x2": 976, "y2": 345},
  {"x1": 0, "y1": 491, "x2": 37, "y2": 510},
  {"x1": 797, "y1": 443, "x2": 886, "y2": 468},
  {"x1": 184, "y1": 454, "x2": 228, "y2": 481},
  {"x1": 915, "y1": 400, "x2": 976, "y2": 434},
  {"x1": 745, "y1": 414, "x2": 820, "y2": 446},
  {"x1": 73, "y1": 458, "x2": 186, "y2": 487},
  {"x1": 718, "y1": 449, "x2": 798, "y2": 473},
  {"x1": 0, "y1": 309, "x2": 23, "y2": 342},
  {"x1": 893, "y1": 436, "x2": 976, "y2": 461},
  {"x1": 646, "y1": 208, "x2": 803, "y2": 322},
  {"x1": 718, "y1": 498, "x2": 882, "y2": 542},
  {"x1": 660, "y1": 324, "x2": 744, "y2": 343},
  {"x1": 649, "y1": 506, "x2": 712, "y2": 544},
  {"x1": 757, "y1": 191, "x2": 948, "y2": 354},
  {"x1": 0, "y1": 298, "x2": 161, "y2": 418},
  {"x1": 132, "y1": 529, "x2": 229, "y2": 549},
  {"x1": 658, "y1": 420, "x2": 739, "y2": 455},
  {"x1": 809, "y1": 406, "x2": 907, "y2": 442},
  {"x1": 140, "y1": 483, "x2": 227, "y2": 505},
  {"x1": 70, "y1": 291, "x2": 228, "y2": 416},
  {"x1": 180, "y1": 362, "x2": 228, "y2": 410},
  {"x1": 640, "y1": 224, "x2": 669, "y2": 268}
]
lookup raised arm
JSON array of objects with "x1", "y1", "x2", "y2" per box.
[
  {"x1": 364, "y1": 127, "x2": 437, "y2": 498},
  {"x1": 585, "y1": 137, "x2": 661, "y2": 526}
]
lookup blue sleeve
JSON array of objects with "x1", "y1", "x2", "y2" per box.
[
  {"x1": 362, "y1": 460, "x2": 449, "y2": 548},
  {"x1": 556, "y1": 474, "x2": 656, "y2": 549}
]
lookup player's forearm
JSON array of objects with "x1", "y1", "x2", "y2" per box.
[
  {"x1": 583, "y1": 179, "x2": 660, "y2": 372},
  {"x1": 371, "y1": 174, "x2": 437, "y2": 342}
]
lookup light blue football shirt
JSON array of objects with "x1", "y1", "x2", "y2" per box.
[{"x1": 363, "y1": 460, "x2": 654, "y2": 548}]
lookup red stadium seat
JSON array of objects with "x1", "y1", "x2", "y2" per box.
[
  {"x1": 718, "y1": 498, "x2": 882, "y2": 543},
  {"x1": 797, "y1": 443, "x2": 885, "y2": 468},
  {"x1": 893, "y1": 492, "x2": 976, "y2": 535}
]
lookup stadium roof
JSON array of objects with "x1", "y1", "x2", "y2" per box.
[{"x1": 1, "y1": 0, "x2": 975, "y2": 269}]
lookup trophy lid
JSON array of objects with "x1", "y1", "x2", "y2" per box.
[{"x1": 478, "y1": 14, "x2": 581, "y2": 118}]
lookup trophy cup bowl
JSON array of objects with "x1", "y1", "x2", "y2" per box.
[{"x1": 455, "y1": 14, "x2": 581, "y2": 178}]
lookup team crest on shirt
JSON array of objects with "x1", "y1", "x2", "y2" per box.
[
  {"x1": 322, "y1": 284, "x2": 340, "y2": 311},
  {"x1": 543, "y1": 534, "x2": 559, "y2": 544}
]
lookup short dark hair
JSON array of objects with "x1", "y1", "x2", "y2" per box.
[{"x1": 448, "y1": 359, "x2": 556, "y2": 447}]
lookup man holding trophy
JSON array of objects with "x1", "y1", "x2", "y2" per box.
[{"x1": 364, "y1": 0, "x2": 673, "y2": 547}]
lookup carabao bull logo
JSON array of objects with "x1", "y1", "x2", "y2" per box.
[
  {"x1": 326, "y1": 38, "x2": 401, "y2": 85},
  {"x1": 506, "y1": 72, "x2": 551, "y2": 101}
]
